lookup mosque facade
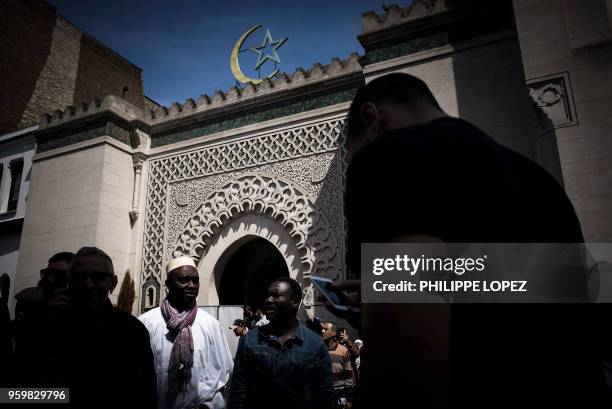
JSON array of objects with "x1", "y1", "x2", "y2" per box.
[{"x1": 3, "y1": 0, "x2": 612, "y2": 318}]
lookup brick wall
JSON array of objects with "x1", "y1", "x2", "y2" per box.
[
  {"x1": 0, "y1": 0, "x2": 144, "y2": 134},
  {"x1": 73, "y1": 35, "x2": 144, "y2": 111},
  {"x1": 0, "y1": 0, "x2": 55, "y2": 134},
  {"x1": 18, "y1": 16, "x2": 82, "y2": 129}
]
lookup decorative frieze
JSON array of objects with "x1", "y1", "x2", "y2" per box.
[
  {"x1": 361, "y1": 0, "x2": 448, "y2": 34},
  {"x1": 146, "y1": 53, "x2": 362, "y2": 125},
  {"x1": 527, "y1": 72, "x2": 578, "y2": 128},
  {"x1": 140, "y1": 117, "x2": 348, "y2": 308}
]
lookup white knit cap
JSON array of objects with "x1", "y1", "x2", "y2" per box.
[{"x1": 166, "y1": 256, "x2": 196, "y2": 274}]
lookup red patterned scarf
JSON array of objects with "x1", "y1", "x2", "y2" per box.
[{"x1": 161, "y1": 298, "x2": 197, "y2": 397}]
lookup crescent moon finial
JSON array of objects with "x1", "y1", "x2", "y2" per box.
[
  {"x1": 230, "y1": 25, "x2": 263, "y2": 85},
  {"x1": 230, "y1": 25, "x2": 284, "y2": 85}
]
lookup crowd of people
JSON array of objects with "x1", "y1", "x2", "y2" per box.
[
  {"x1": 2, "y1": 73, "x2": 612, "y2": 408},
  {"x1": 2, "y1": 248, "x2": 360, "y2": 409}
]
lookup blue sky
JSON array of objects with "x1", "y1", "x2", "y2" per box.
[{"x1": 48, "y1": 0, "x2": 392, "y2": 107}]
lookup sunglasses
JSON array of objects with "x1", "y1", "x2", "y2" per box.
[
  {"x1": 40, "y1": 268, "x2": 68, "y2": 280},
  {"x1": 69, "y1": 270, "x2": 114, "y2": 284}
]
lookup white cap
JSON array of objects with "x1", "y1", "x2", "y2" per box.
[{"x1": 166, "y1": 256, "x2": 196, "y2": 274}]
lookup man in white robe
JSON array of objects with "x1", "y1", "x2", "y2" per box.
[{"x1": 139, "y1": 256, "x2": 233, "y2": 409}]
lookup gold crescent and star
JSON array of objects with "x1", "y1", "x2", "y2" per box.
[{"x1": 230, "y1": 25, "x2": 288, "y2": 85}]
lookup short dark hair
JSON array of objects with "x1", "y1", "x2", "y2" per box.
[
  {"x1": 347, "y1": 73, "x2": 441, "y2": 138},
  {"x1": 271, "y1": 276, "x2": 302, "y2": 301},
  {"x1": 48, "y1": 252, "x2": 75, "y2": 265},
  {"x1": 70, "y1": 247, "x2": 114, "y2": 275}
]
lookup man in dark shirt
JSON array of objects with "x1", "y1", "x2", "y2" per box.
[
  {"x1": 228, "y1": 277, "x2": 334, "y2": 409},
  {"x1": 11, "y1": 252, "x2": 74, "y2": 387},
  {"x1": 44, "y1": 247, "x2": 157, "y2": 408},
  {"x1": 342, "y1": 73, "x2": 609, "y2": 407}
]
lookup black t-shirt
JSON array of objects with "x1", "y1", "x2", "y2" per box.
[
  {"x1": 46, "y1": 303, "x2": 157, "y2": 409},
  {"x1": 346, "y1": 116, "x2": 583, "y2": 270},
  {"x1": 346, "y1": 117, "x2": 609, "y2": 407}
]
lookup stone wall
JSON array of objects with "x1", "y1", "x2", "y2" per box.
[
  {"x1": 0, "y1": 1, "x2": 144, "y2": 135},
  {"x1": 18, "y1": 16, "x2": 82, "y2": 129},
  {"x1": 513, "y1": 0, "x2": 612, "y2": 241},
  {"x1": 0, "y1": 0, "x2": 55, "y2": 134},
  {"x1": 73, "y1": 34, "x2": 144, "y2": 111}
]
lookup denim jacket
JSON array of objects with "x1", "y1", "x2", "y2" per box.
[{"x1": 228, "y1": 321, "x2": 334, "y2": 409}]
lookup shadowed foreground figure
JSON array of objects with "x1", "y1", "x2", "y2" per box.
[
  {"x1": 139, "y1": 256, "x2": 233, "y2": 409},
  {"x1": 0, "y1": 274, "x2": 11, "y2": 387},
  {"x1": 338, "y1": 73, "x2": 610, "y2": 408},
  {"x1": 228, "y1": 277, "x2": 334, "y2": 409},
  {"x1": 43, "y1": 247, "x2": 157, "y2": 408},
  {"x1": 11, "y1": 252, "x2": 75, "y2": 386}
]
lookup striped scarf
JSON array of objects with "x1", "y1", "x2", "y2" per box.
[{"x1": 161, "y1": 298, "x2": 197, "y2": 398}]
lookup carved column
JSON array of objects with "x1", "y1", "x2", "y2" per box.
[{"x1": 130, "y1": 153, "x2": 146, "y2": 225}]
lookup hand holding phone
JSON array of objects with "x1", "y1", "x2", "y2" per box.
[{"x1": 309, "y1": 276, "x2": 361, "y2": 313}]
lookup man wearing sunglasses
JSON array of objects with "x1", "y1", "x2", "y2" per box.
[
  {"x1": 11, "y1": 251, "x2": 74, "y2": 386},
  {"x1": 14, "y1": 252, "x2": 74, "y2": 317},
  {"x1": 42, "y1": 247, "x2": 157, "y2": 408}
]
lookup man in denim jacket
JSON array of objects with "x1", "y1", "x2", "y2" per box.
[{"x1": 228, "y1": 277, "x2": 334, "y2": 409}]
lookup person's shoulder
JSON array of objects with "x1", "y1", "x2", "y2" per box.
[
  {"x1": 138, "y1": 306, "x2": 161, "y2": 321},
  {"x1": 336, "y1": 343, "x2": 349, "y2": 354},
  {"x1": 15, "y1": 286, "x2": 45, "y2": 303},
  {"x1": 299, "y1": 324, "x2": 326, "y2": 346},
  {"x1": 349, "y1": 117, "x2": 486, "y2": 171},
  {"x1": 111, "y1": 307, "x2": 151, "y2": 336},
  {"x1": 385, "y1": 117, "x2": 496, "y2": 149},
  {"x1": 241, "y1": 325, "x2": 262, "y2": 346},
  {"x1": 137, "y1": 307, "x2": 162, "y2": 328}
]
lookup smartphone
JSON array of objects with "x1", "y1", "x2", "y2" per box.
[{"x1": 309, "y1": 276, "x2": 360, "y2": 313}]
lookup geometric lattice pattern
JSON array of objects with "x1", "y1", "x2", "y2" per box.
[
  {"x1": 173, "y1": 173, "x2": 340, "y2": 278},
  {"x1": 141, "y1": 118, "x2": 346, "y2": 306}
]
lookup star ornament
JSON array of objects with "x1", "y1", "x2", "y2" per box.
[{"x1": 248, "y1": 29, "x2": 288, "y2": 71}]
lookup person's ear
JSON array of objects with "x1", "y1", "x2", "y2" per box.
[
  {"x1": 110, "y1": 275, "x2": 118, "y2": 293},
  {"x1": 360, "y1": 102, "x2": 381, "y2": 131}
]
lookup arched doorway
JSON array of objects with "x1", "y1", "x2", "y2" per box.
[{"x1": 218, "y1": 238, "x2": 289, "y2": 308}]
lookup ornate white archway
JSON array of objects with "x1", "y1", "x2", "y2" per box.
[
  {"x1": 172, "y1": 173, "x2": 341, "y2": 308},
  {"x1": 193, "y1": 213, "x2": 302, "y2": 305}
]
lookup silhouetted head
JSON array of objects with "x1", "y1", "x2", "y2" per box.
[
  {"x1": 322, "y1": 322, "x2": 337, "y2": 341},
  {"x1": 39, "y1": 251, "x2": 74, "y2": 301},
  {"x1": 165, "y1": 256, "x2": 199, "y2": 310},
  {"x1": 264, "y1": 277, "x2": 301, "y2": 323},
  {"x1": 68, "y1": 247, "x2": 116, "y2": 310},
  {"x1": 244, "y1": 305, "x2": 253, "y2": 318},
  {"x1": 346, "y1": 73, "x2": 446, "y2": 156},
  {"x1": 0, "y1": 274, "x2": 9, "y2": 302}
]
